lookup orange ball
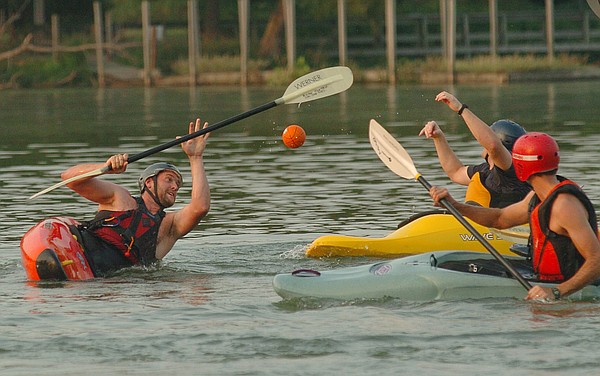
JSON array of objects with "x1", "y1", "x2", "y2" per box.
[{"x1": 282, "y1": 124, "x2": 306, "y2": 149}]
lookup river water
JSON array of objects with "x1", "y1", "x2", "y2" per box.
[{"x1": 2, "y1": 81, "x2": 600, "y2": 375}]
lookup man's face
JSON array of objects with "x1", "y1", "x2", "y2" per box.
[{"x1": 147, "y1": 171, "x2": 182, "y2": 207}]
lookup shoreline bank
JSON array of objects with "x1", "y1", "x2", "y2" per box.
[
  {"x1": 4, "y1": 63, "x2": 600, "y2": 90},
  {"x1": 105, "y1": 66, "x2": 600, "y2": 88}
]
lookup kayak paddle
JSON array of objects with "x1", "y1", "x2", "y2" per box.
[
  {"x1": 587, "y1": 0, "x2": 600, "y2": 19},
  {"x1": 30, "y1": 66, "x2": 354, "y2": 199},
  {"x1": 490, "y1": 225, "x2": 530, "y2": 245},
  {"x1": 368, "y1": 119, "x2": 532, "y2": 291}
]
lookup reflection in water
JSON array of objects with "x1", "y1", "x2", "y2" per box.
[
  {"x1": 95, "y1": 87, "x2": 105, "y2": 123},
  {"x1": 240, "y1": 85, "x2": 250, "y2": 113},
  {"x1": 490, "y1": 85, "x2": 499, "y2": 117},
  {"x1": 386, "y1": 85, "x2": 396, "y2": 119},
  {"x1": 338, "y1": 90, "x2": 349, "y2": 126},
  {"x1": 23, "y1": 271, "x2": 214, "y2": 308},
  {"x1": 143, "y1": 86, "x2": 154, "y2": 125},
  {"x1": 529, "y1": 301, "x2": 600, "y2": 319},
  {"x1": 547, "y1": 83, "x2": 555, "y2": 123}
]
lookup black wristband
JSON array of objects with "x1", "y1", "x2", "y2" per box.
[
  {"x1": 551, "y1": 287, "x2": 561, "y2": 300},
  {"x1": 457, "y1": 103, "x2": 468, "y2": 116}
]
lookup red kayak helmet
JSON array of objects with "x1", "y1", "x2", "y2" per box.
[{"x1": 512, "y1": 132, "x2": 560, "y2": 181}]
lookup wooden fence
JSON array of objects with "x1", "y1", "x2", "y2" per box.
[
  {"x1": 10, "y1": 1, "x2": 600, "y2": 87},
  {"x1": 294, "y1": 10, "x2": 600, "y2": 59}
]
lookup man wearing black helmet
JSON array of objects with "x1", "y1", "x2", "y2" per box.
[
  {"x1": 60, "y1": 118, "x2": 211, "y2": 277},
  {"x1": 429, "y1": 132, "x2": 600, "y2": 300},
  {"x1": 419, "y1": 91, "x2": 530, "y2": 208}
]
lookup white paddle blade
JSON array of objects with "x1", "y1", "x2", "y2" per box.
[
  {"x1": 29, "y1": 166, "x2": 107, "y2": 200},
  {"x1": 279, "y1": 66, "x2": 353, "y2": 105},
  {"x1": 587, "y1": 0, "x2": 600, "y2": 19},
  {"x1": 490, "y1": 224, "x2": 531, "y2": 245},
  {"x1": 369, "y1": 119, "x2": 419, "y2": 180}
]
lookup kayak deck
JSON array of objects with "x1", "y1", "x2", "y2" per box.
[
  {"x1": 20, "y1": 217, "x2": 95, "y2": 281},
  {"x1": 306, "y1": 211, "x2": 528, "y2": 258},
  {"x1": 274, "y1": 251, "x2": 600, "y2": 301}
]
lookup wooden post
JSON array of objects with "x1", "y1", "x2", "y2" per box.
[
  {"x1": 283, "y1": 0, "x2": 296, "y2": 73},
  {"x1": 51, "y1": 14, "x2": 59, "y2": 61},
  {"x1": 463, "y1": 14, "x2": 470, "y2": 58},
  {"x1": 33, "y1": 0, "x2": 44, "y2": 26},
  {"x1": 545, "y1": 0, "x2": 554, "y2": 63},
  {"x1": 150, "y1": 26, "x2": 157, "y2": 72},
  {"x1": 238, "y1": 0, "x2": 249, "y2": 86},
  {"x1": 584, "y1": 11, "x2": 590, "y2": 44},
  {"x1": 421, "y1": 16, "x2": 429, "y2": 48},
  {"x1": 500, "y1": 14, "x2": 507, "y2": 46},
  {"x1": 440, "y1": 0, "x2": 447, "y2": 58},
  {"x1": 489, "y1": 0, "x2": 497, "y2": 58},
  {"x1": 32, "y1": 0, "x2": 45, "y2": 45},
  {"x1": 446, "y1": 0, "x2": 456, "y2": 83},
  {"x1": 93, "y1": 1, "x2": 105, "y2": 88},
  {"x1": 105, "y1": 11, "x2": 113, "y2": 60},
  {"x1": 385, "y1": 0, "x2": 397, "y2": 84},
  {"x1": 337, "y1": 0, "x2": 347, "y2": 66},
  {"x1": 188, "y1": 0, "x2": 200, "y2": 86},
  {"x1": 142, "y1": 1, "x2": 152, "y2": 87}
]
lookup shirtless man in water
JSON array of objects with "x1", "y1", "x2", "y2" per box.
[{"x1": 61, "y1": 118, "x2": 211, "y2": 276}]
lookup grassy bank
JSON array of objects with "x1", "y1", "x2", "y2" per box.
[
  {"x1": 394, "y1": 54, "x2": 592, "y2": 83},
  {"x1": 0, "y1": 52, "x2": 595, "y2": 89}
]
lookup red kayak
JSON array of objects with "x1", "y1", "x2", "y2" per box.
[{"x1": 20, "y1": 217, "x2": 95, "y2": 281}]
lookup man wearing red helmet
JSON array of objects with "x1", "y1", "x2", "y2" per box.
[
  {"x1": 60, "y1": 118, "x2": 211, "y2": 277},
  {"x1": 429, "y1": 132, "x2": 600, "y2": 301},
  {"x1": 419, "y1": 91, "x2": 530, "y2": 208}
]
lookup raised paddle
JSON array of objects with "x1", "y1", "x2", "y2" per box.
[
  {"x1": 30, "y1": 66, "x2": 354, "y2": 199},
  {"x1": 587, "y1": 0, "x2": 600, "y2": 19},
  {"x1": 368, "y1": 119, "x2": 532, "y2": 291}
]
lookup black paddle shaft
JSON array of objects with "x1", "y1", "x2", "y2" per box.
[
  {"x1": 416, "y1": 175, "x2": 532, "y2": 290},
  {"x1": 127, "y1": 101, "x2": 278, "y2": 164}
]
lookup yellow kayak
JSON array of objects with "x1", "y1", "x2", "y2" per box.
[{"x1": 306, "y1": 211, "x2": 530, "y2": 258}]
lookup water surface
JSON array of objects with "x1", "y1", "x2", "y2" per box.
[{"x1": 2, "y1": 82, "x2": 600, "y2": 375}]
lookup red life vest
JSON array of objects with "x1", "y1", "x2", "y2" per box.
[
  {"x1": 529, "y1": 179, "x2": 597, "y2": 282},
  {"x1": 86, "y1": 197, "x2": 165, "y2": 265}
]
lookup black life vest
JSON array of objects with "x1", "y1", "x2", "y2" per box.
[
  {"x1": 78, "y1": 197, "x2": 165, "y2": 276},
  {"x1": 466, "y1": 163, "x2": 530, "y2": 208},
  {"x1": 528, "y1": 178, "x2": 597, "y2": 282}
]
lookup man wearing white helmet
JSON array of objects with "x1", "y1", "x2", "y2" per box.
[
  {"x1": 61, "y1": 118, "x2": 211, "y2": 277},
  {"x1": 429, "y1": 132, "x2": 600, "y2": 301},
  {"x1": 419, "y1": 91, "x2": 530, "y2": 208}
]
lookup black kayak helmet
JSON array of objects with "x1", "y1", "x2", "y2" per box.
[{"x1": 490, "y1": 119, "x2": 526, "y2": 152}]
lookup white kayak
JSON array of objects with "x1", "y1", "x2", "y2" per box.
[{"x1": 273, "y1": 251, "x2": 600, "y2": 302}]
